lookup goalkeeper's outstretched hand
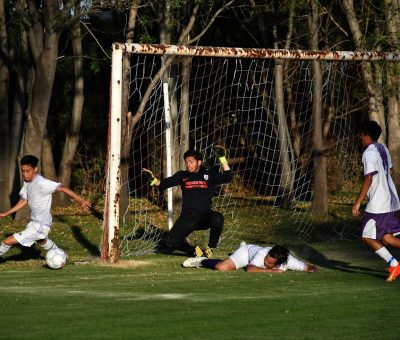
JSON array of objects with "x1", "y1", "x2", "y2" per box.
[
  {"x1": 142, "y1": 168, "x2": 158, "y2": 186},
  {"x1": 212, "y1": 145, "x2": 228, "y2": 166}
]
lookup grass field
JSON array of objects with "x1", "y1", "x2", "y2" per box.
[{"x1": 0, "y1": 205, "x2": 400, "y2": 339}]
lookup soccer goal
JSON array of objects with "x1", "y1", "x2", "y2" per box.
[{"x1": 102, "y1": 43, "x2": 399, "y2": 262}]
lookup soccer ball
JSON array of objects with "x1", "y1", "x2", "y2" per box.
[{"x1": 45, "y1": 248, "x2": 67, "y2": 269}]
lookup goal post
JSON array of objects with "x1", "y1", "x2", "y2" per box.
[{"x1": 103, "y1": 43, "x2": 400, "y2": 262}]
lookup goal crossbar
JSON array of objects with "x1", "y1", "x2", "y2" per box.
[{"x1": 115, "y1": 43, "x2": 400, "y2": 61}]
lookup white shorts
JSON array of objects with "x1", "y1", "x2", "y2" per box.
[
  {"x1": 229, "y1": 244, "x2": 249, "y2": 269},
  {"x1": 14, "y1": 221, "x2": 51, "y2": 247}
]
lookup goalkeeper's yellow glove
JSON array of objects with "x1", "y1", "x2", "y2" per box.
[
  {"x1": 213, "y1": 145, "x2": 228, "y2": 165},
  {"x1": 142, "y1": 168, "x2": 158, "y2": 186}
]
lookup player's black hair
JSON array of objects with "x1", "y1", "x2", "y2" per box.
[
  {"x1": 360, "y1": 120, "x2": 382, "y2": 141},
  {"x1": 21, "y1": 155, "x2": 39, "y2": 167},
  {"x1": 183, "y1": 149, "x2": 203, "y2": 161},
  {"x1": 268, "y1": 245, "x2": 289, "y2": 265}
]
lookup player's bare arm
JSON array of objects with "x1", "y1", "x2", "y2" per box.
[
  {"x1": 305, "y1": 265, "x2": 318, "y2": 273},
  {"x1": 245, "y1": 265, "x2": 284, "y2": 273},
  {"x1": 352, "y1": 175, "x2": 373, "y2": 216},
  {"x1": 0, "y1": 199, "x2": 28, "y2": 218},
  {"x1": 57, "y1": 186, "x2": 91, "y2": 211}
]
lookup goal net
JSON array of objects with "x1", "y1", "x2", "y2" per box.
[{"x1": 102, "y1": 43, "x2": 396, "y2": 261}]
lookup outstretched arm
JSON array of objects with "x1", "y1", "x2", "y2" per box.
[
  {"x1": 142, "y1": 168, "x2": 160, "y2": 187},
  {"x1": 57, "y1": 186, "x2": 91, "y2": 211},
  {"x1": 0, "y1": 199, "x2": 28, "y2": 218}
]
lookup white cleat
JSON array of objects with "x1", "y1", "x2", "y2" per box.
[
  {"x1": 240, "y1": 241, "x2": 247, "y2": 247},
  {"x1": 182, "y1": 256, "x2": 207, "y2": 268}
]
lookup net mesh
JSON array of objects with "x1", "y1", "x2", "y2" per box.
[{"x1": 114, "y1": 53, "x2": 360, "y2": 257}]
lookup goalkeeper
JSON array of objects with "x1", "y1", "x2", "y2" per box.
[{"x1": 143, "y1": 147, "x2": 232, "y2": 258}]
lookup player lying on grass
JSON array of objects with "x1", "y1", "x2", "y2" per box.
[
  {"x1": 182, "y1": 242, "x2": 317, "y2": 273},
  {"x1": 352, "y1": 121, "x2": 400, "y2": 282},
  {"x1": 0, "y1": 155, "x2": 91, "y2": 260},
  {"x1": 143, "y1": 148, "x2": 232, "y2": 258}
]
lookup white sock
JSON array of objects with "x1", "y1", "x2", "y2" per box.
[
  {"x1": 375, "y1": 247, "x2": 399, "y2": 267},
  {"x1": 0, "y1": 242, "x2": 11, "y2": 256},
  {"x1": 39, "y1": 239, "x2": 58, "y2": 251}
]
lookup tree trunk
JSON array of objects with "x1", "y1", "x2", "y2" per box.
[
  {"x1": 23, "y1": 0, "x2": 61, "y2": 159},
  {"x1": 272, "y1": 1, "x2": 296, "y2": 207},
  {"x1": 341, "y1": 0, "x2": 386, "y2": 140},
  {"x1": 385, "y1": 0, "x2": 400, "y2": 186},
  {"x1": 0, "y1": 0, "x2": 10, "y2": 211},
  {"x1": 179, "y1": 56, "x2": 191, "y2": 170},
  {"x1": 274, "y1": 60, "x2": 296, "y2": 207},
  {"x1": 120, "y1": 0, "x2": 141, "y2": 218},
  {"x1": 58, "y1": 5, "x2": 84, "y2": 204},
  {"x1": 41, "y1": 131, "x2": 56, "y2": 181},
  {"x1": 309, "y1": 0, "x2": 328, "y2": 214}
]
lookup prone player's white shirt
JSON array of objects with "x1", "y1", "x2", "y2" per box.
[
  {"x1": 363, "y1": 144, "x2": 400, "y2": 213},
  {"x1": 19, "y1": 174, "x2": 61, "y2": 226},
  {"x1": 230, "y1": 244, "x2": 306, "y2": 271}
]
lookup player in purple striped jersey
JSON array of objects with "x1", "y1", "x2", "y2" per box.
[{"x1": 352, "y1": 121, "x2": 400, "y2": 282}]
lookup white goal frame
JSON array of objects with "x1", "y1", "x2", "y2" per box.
[{"x1": 103, "y1": 43, "x2": 400, "y2": 262}]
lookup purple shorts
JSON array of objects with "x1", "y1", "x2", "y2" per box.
[{"x1": 361, "y1": 211, "x2": 400, "y2": 240}]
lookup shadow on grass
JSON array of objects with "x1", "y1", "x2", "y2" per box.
[
  {"x1": 0, "y1": 233, "x2": 43, "y2": 262},
  {"x1": 71, "y1": 226, "x2": 101, "y2": 257},
  {"x1": 290, "y1": 243, "x2": 388, "y2": 280}
]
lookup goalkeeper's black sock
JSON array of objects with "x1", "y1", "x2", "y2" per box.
[{"x1": 201, "y1": 259, "x2": 221, "y2": 269}]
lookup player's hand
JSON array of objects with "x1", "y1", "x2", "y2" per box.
[
  {"x1": 352, "y1": 202, "x2": 360, "y2": 216},
  {"x1": 212, "y1": 145, "x2": 228, "y2": 165},
  {"x1": 142, "y1": 168, "x2": 158, "y2": 186},
  {"x1": 307, "y1": 265, "x2": 318, "y2": 273},
  {"x1": 0, "y1": 212, "x2": 7, "y2": 218},
  {"x1": 80, "y1": 199, "x2": 91, "y2": 212}
]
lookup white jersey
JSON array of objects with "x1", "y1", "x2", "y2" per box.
[
  {"x1": 229, "y1": 244, "x2": 306, "y2": 271},
  {"x1": 362, "y1": 143, "x2": 400, "y2": 213},
  {"x1": 19, "y1": 175, "x2": 61, "y2": 226}
]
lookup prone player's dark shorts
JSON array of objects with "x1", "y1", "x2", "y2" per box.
[{"x1": 361, "y1": 211, "x2": 400, "y2": 240}]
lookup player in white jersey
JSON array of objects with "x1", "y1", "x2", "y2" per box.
[
  {"x1": 0, "y1": 155, "x2": 91, "y2": 260},
  {"x1": 182, "y1": 242, "x2": 317, "y2": 273},
  {"x1": 352, "y1": 121, "x2": 400, "y2": 282}
]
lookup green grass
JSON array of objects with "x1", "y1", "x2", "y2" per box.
[{"x1": 1, "y1": 204, "x2": 400, "y2": 339}]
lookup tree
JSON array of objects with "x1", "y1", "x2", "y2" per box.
[
  {"x1": 341, "y1": 0, "x2": 386, "y2": 139},
  {"x1": 308, "y1": 0, "x2": 328, "y2": 214},
  {"x1": 22, "y1": 0, "x2": 63, "y2": 159},
  {"x1": 385, "y1": 0, "x2": 400, "y2": 186},
  {"x1": 0, "y1": 0, "x2": 10, "y2": 211},
  {"x1": 57, "y1": 1, "x2": 85, "y2": 204}
]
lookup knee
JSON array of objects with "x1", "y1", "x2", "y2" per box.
[
  {"x1": 36, "y1": 239, "x2": 46, "y2": 246},
  {"x1": 167, "y1": 233, "x2": 182, "y2": 247},
  {"x1": 210, "y1": 212, "x2": 224, "y2": 227},
  {"x1": 3, "y1": 235, "x2": 18, "y2": 247},
  {"x1": 215, "y1": 262, "x2": 230, "y2": 271},
  {"x1": 362, "y1": 237, "x2": 373, "y2": 247},
  {"x1": 382, "y1": 234, "x2": 393, "y2": 246}
]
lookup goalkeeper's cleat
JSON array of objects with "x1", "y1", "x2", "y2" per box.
[
  {"x1": 194, "y1": 245, "x2": 204, "y2": 257},
  {"x1": 386, "y1": 264, "x2": 400, "y2": 282},
  {"x1": 182, "y1": 257, "x2": 207, "y2": 268},
  {"x1": 204, "y1": 246, "x2": 213, "y2": 259}
]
